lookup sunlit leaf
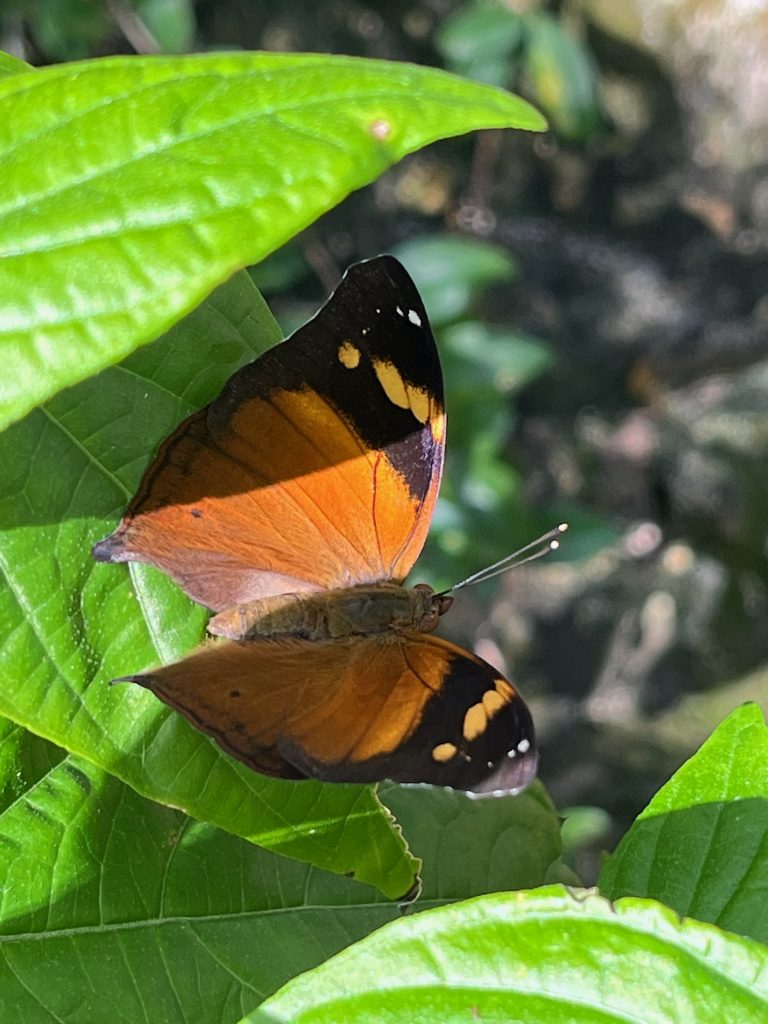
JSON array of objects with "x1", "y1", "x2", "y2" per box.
[
  {"x1": 1, "y1": 51, "x2": 544, "y2": 428},
  {"x1": 251, "y1": 886, "x2": 768, "y2": 1023},
  {"x1": 600, "y1": 704, "x2": 768, "y2": 943}
]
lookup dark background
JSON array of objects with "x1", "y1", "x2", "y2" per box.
[{"x1": 7, "y1": 0, "x2": 767, "y2": 881}]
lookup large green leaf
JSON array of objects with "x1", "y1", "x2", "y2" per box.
[
  {"x1": 600, "y1": 703, "x2": 768, "y2": 943},
  {"x1": 0, "y1": 740, "x2": 560, "y2": 1022},
  {"x1": 0, "y1": 50, "x2": 545, "y2": 429},
  {"x1": 251, "y1": 886, "x2": 768, "y2": 1023},
  {"x1": 0, "y1": 753, "x2": 397, "y2": 1023},
  {"x1": 0, "y1": 270, "x2": 417, "y2": 899}
]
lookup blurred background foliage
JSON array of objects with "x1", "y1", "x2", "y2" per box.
[{"x1": 5, "y1": 0, "x2": 767, "y2": 882}]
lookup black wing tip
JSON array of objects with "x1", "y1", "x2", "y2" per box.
[
  {"x1": 344, "y1": 254, "x2": 418, "y2": 295},
  {"x1": 346, "y1": 253, "x2": 400, "y2": 275}
]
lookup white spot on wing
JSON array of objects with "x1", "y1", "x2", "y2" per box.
[
  {"x1": 408, "y1": 309, "x2": 422, "y2": 326},
  {"x1": 517, "y1": 738, "x2": 531, "y2": 753},
  {"x1": 396, "y1": 306, "x2": 404, "y2": 316}
]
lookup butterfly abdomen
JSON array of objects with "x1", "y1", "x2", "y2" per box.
[{"x1": 207, "y1": 584, "x2": 442, "y2": 642}]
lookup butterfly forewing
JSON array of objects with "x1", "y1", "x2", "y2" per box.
[{"x1": 93, "y1": 256, "x2": 445, "y2": 608}]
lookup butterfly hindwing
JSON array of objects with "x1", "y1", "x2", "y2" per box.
[
  {"x1": 93, "y1": 256, "x2": 445, "y2": 609},
  {"x1": 122, "y1": 632, "x2": 537, "y2": 793}
]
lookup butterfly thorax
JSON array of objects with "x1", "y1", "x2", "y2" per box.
[{"x1": 207, "y1": 583, "x2": 453, "y2": 642}]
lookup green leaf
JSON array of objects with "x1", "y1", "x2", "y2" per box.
[
  {"x1": 0, "y1": 754, "x2": 398, "y2": 1021},
  {"x1": 393, "y1": 234, "x2": 517, "y2": 326},
  {"x1": 251, "y1": 886, "x2": 768, "y2": 1023},
  {"x1": 600, "y1": 703, "x2": 768, "y2": 944},
  {"x1": 440, "y1": 321, "x2": 555, "y2": 395},
  {"x1": 560, "y1": 804, "x2": 612, "y2": 855},
  {"x1": 437, "y1": 5, "x2": 524, "y2": 66},
  {"x1": 0, "y1": 716, "x2": 64, "y2": 814},
  {"x1": 30, "y1": 0, "x2": 110, "y2": 60},
  {"x1": 522, "y1": 13, "x2": 603, "y2": 141},
  {"x1": 436, "y1": 4, "x2": 524, "y2": 88},
  {"x1": 0, "y1": 748, "x2": 561, "y2": 1020},
  {"x1": 0, "y1": 51, "x2": 32, "y2": 77},
  {"x1": 1, "y1": 51, "x2": 545, "y2": 430},
  {"x1": 382, "y1": 780, "x2": 562, "y2": 898},
  {"x1": 133, "y1": 0, "x2": 196, "y2": 53},
  {"x1": 0, "y1": 270, "x2": 417, "y2": 899}
]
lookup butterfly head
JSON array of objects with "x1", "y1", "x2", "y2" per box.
[{"x1": 412, "y1": 583, "x2": 454, "y2": 633}]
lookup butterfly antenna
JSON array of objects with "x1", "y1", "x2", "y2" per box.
[{"x1": 446, "y1": 523, "x2": 568, "y2": 594}]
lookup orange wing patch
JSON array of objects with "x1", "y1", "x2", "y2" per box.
[{"x1": 96, "y1": 387, "x2": 430, "y2": 609}]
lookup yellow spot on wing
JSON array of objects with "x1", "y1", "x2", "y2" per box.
[
  {"x1": 373, "y1": 359, "x2": 409, "y2": 408},
  {"x1": 482, "y1": 689, "x2": 507, "y2": 716},
  {"x1": 372, "y1": 358, "x2": 433, "y2": 425},
  {"x1": 463, "y1": 703, "x2": 487, "y2": 742},
  {"x1": 432, "y1": 742, "x2": 458, "y2": 762},
  {"x1": 338, "y1": 342, "x2": 361, "y2": 369}
]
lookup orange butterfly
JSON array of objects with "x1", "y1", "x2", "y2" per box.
[{"x1": 93, "y1": 255, "x2": 537, "y2": 793}]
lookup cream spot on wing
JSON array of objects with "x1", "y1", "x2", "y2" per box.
[
  {"x1": 517, "y1": 738, "x2": 531, "y2": 753},
  {"x1": 482, "y1": 689, "x2": 507, "y2": 716},
  {"x1": 432, "y1": 742, "x2": 458, "y2": 763},
  {"x1": 372, "y1": 358, "x2": 432, "y2": 424},
  {"x1": 408, "y1": 308, "x2": 422, "y2": 326},
  {"x1": 338, "y1": 341, "x2": 361, "y2": 369},
  {"x1": 372, "y1": 358, "x2": 409, "y2": 408},
  {"x1": 463, "y1": 703, "x2": 487, "y2": 742}
]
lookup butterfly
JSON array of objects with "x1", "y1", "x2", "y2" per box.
[{"x1": 93, "y1": 255, "x2": 537, "y2": 794}]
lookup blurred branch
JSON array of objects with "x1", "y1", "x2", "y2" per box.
[{"x1": 107, "y1": 0, "x2": 161, "y2": 54}]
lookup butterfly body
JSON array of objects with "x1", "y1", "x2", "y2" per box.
[
  {"x1": 95, "y1": 255, "x2": 538, "y2": 794},
  {"x1": 207, "y1": 583, "x2": 451, "y2": 641}
]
